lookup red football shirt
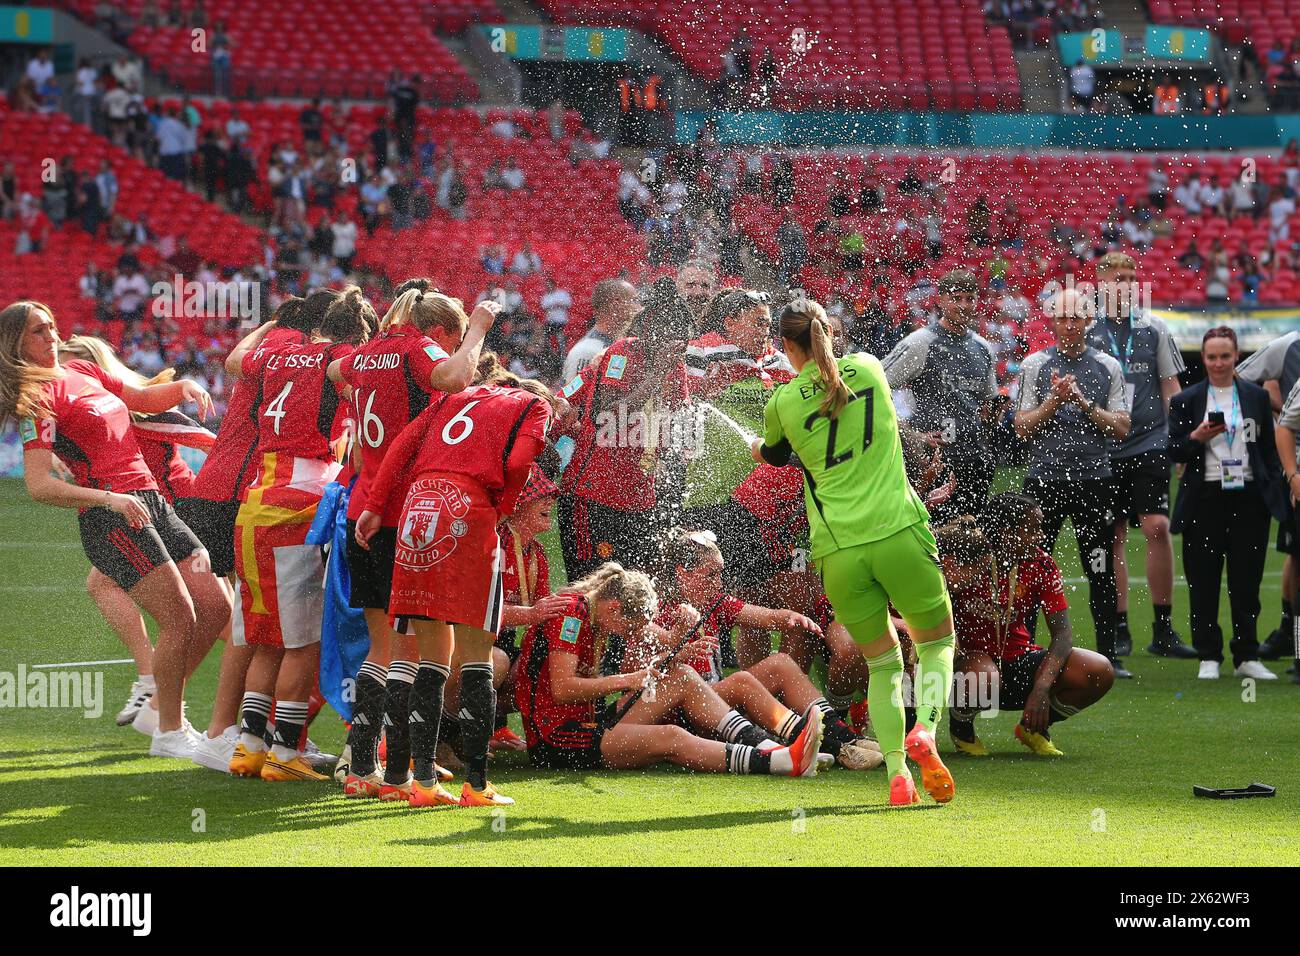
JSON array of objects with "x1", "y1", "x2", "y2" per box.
[
  {"x1": 515, "y1": 593, "x2": 602, "y2": 749},
  {"x1": 365, "y1": 384, "x2": 550, "y2": 522},
  {"x1": 132, "y1": 411, "x2": 216, "y2": 503},
  {"x1": 560, "y1": 337, "x2": 689, "y2": 511},
  {"x1": 951, "y1": 547, "x2": 1069, "y2": 661},
  {"x1": 244, "y1": 339, "x2": 355, "y2": 462},
  {"x1": 189, "y1": 326, "x2": 305, "y2": 503},
  {"x1": 501, "y1": 534, "x2": 551, "y2": 608},
  {"x1": 340, "y1": 324, "x2": 449, "y2": 523},
  {"x1": 653, "y1": 597, "x2": 745, "y2": 682},
  {"x1": 20, "y1": 359, "x2": 157, "y2": 494}
]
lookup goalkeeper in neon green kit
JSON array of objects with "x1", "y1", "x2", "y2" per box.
[{"x1": 750, "y1": 297, "x2": 957, "y2": 806}]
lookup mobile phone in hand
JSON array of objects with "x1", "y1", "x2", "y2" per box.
[{"x1": 1208, "y1": 411, "x2": 1226, "y2": 426}]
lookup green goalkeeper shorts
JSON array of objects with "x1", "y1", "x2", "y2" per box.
[{"x1": 816, "y1": 521, "x2": 952, "y2": 643}]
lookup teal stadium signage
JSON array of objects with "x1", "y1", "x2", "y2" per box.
[{"x1": 479, "y1": 24, "x2": 629, "y2": 62}]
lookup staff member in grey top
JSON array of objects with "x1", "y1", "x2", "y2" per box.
[
  {"x1": 562, "y1": 278, "x2": 640, "y2": 383},
  {"x1": 1089, "y1": 252, "x2": 1193, "y2": 660},
  {"x1": 1016, "y1": 288, "x2": 1133, "y2": 677},
  {"x1": 1170, "y1": 327, "x2": 1285, "y2": 681},
  {"x1": 883, "y1": 269, "x2": 1001, "y2": 521},
  {"x1": 1234, "y1": 328, "x2": 1300, "y2": 661}
]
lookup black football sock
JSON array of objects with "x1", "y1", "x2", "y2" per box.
[
  {"x1": 716, "y1": 709, "x2": 772, "y2": 747},
  {"x1": 239, "y1": 692, "x2": 272, "y2": 751},
  {"x1": 409, "y1": 661, "x2": 449, "y2": 785},
  {"x1": 346, "y1": 662, "x2": 387, "y2": 777},
  {"x1": 271, "y1": 700, "x2": 307, "y2": 759},
  {"x1": 381, "y1": 661, "x2": 417, "y2": 785},
  {"x1": 1282, "y1": 601, "x2": 1294, "y2": 634},
  {"x1": 724, "y1": 742, "x2": 773, "y2": 774},
  {"x1": 1116, "y1": 610, "x2": 1129, "y2": 630},
  {"x1": 1154, "y1": 604, "x2": 1172, "y2": 629},
  {"x1": 820, "y1": 718, "x2": 858, "y2": 756},
  {"x1": 1048, "y1": 694, "x2": 1080, "y2": 726},
  {"x1": 459, "y1": 662, "x2": 495, "y2": 791}
]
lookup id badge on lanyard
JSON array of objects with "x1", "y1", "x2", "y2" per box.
[{"x1": 1221, "y1": 459, "x2": 1246, "y2": 490}]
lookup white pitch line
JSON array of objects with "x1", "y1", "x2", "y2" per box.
[
  {"x1": 29, "y1": 659, "x2": 135, "y2": 669},
  {"x1": 0, "y1": 541, "x2": 81, "y2": 549},
  {"x1": 0, "y1": 585, "x2": 73, "y2": 593},
  {"x1": 1062, "y1": 570, "x2": 1284, "y2": 585}
]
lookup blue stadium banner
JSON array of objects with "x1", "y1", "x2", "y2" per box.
[
  {"x1": 1145, "y1": 25, "x2": 1211, "y2": 61},
  {"x1": 0, "y1": 5, "x2": 53, "y2": 43},
  {"x1": 1058, "y1": 29, "x2": 1122, "y2": 65},
  {"x1": 480, "y1": 24, "x2": 628, "y2": 61}
]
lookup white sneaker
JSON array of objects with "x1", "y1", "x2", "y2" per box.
[
  {"x1": 1198, "y1": 660, "x2": 1221, "y2": 680},
  {"x1": 301, "y1": 739, "x2": 338, "y2": 774},
  {"x1": 191, "y1": 726, "x2": 238, "y2": 772},
  {"x1": 132, "y1": 700, "x2": 159, "y2": 736},
  {"x1": 116, "y1": 680, "x2": 154, "y2": 726},
  {"x1": 1234, "y1": 660, "x2": 1279, "y2": 680},
  {"x1": 150, "y1": 727, "x2": 199, "y2": 759}
]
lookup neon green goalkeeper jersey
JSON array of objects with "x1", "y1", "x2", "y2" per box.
[{"x1": 762, "y1": 352, "x2": 928, "y2": 560}]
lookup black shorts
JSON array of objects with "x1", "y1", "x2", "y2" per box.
[
  {"x1": 174, "y1": 496, "x2": 239, "y2": 577},
  {"x1": 81, "y1": 490, "x2": 205, "y2": 591},
  {"x1": 557, "y1": 495, "x2": 655, "y2": 578},
  {"x1": 494, "y1": 627, "x2": 523, "y2": 662},
  {"x1": 1109, "y1": 450, "x2": 1171, "y2": 525},
  {"x1": 345, "y1": 521, "x2": 396, "y2": 611},
  {"x1": 682, "y1": 500, "x2": 795, "y2": 592},
  {"x1": 526, "y1": 706, "x2": 616, "y2": 770},
  {"x1": 997, "y1": 647, "x2": 1049, "y2": 712}
]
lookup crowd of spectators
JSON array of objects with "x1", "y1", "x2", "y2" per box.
[{"x1": 985, "y1": 0, "x2": 1104, "y2": 50}]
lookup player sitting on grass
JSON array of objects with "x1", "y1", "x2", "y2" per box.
[
  {"x1": 939, "y1": 494, "x2": 1115, "y2": 757},
  {"x1": 651, "y1": 527, "x2": 882, "y2": 769},
  {"x1": 515, "y1": 562, "x2": 825, "y2": 775}
]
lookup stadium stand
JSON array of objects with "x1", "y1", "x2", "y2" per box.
[
  {"x1": 41, "y1": 0, "x2": 487, "y2": 100},
  {"x1": 0, "y1": 99, "x2": 263, "y2": 336},
  {"x1": 729, "y1": 150, "x2": 1300, "y2": 309},
  {"x1": 1147, "y1": 0, "x2": 1300, "y2": 104},
  {"x1": 536, "y1": 0, "x2": 1022, "y2": 111}
]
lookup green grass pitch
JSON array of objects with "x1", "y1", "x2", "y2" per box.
[{"x1": 0, "y1": 476, "x2": 1296, "y2": 866}]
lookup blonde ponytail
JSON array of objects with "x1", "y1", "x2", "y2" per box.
[{"x1": 779, "y1": 297, "x2": 848, "y2": 417}]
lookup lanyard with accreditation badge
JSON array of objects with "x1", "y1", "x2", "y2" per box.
[
  {"x1": 1103, "y1": 317, "x2": 1138, "y2": 409},
  {"x1": 1209, "y1": 383, "x2": 1246, "y2": 489}
]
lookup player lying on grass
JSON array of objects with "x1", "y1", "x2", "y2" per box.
[
  {"x1": 2, "y1": 300, "x2": 228, "y2": 758},
  {"x1": 938, "y1": 494, "x2": 1115, "y2": 757},
  {"x1": 515, "y1": 562, "x2": 825, "y2": 775},
  {"x1": 651, "y1": 527, "x2": 882, "y2": 769},
  {"x1": 57, "y1": 335, "x2": 225, "y2": 728},
  {"x1": 752, "y1": 295, "x2": 956, "y2": 806},
  {"x1": 354, "y1": 362, "x2": 553, "y2": 808}
]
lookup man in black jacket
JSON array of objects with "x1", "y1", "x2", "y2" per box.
[{"x1": 1169, "y1": 327, "x2": 1287, "y2": 680}]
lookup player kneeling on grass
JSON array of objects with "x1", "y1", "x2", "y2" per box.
[
  {"x1": 653, "y1": 528, "x2": 882, "y2": 769},
  {"x1": 939, "y1": 495, "x2": 1115, "y2": 757},
  {"x1": 516, "y1": 563, "x2": 825, "y2": 776}
]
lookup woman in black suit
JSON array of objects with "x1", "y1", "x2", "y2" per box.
[{"x1": 1169, "y1": 326, "x2": 1287, "y2": 681}]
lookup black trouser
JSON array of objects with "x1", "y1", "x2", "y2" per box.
[
  {"x1": 930, "y1": 452, "x2": 995, "y2": 523},
  {"x1": 1181, "y1": 483, "x2": 1271, "y2": 666},
  {"x1": 1024, "y1": 476, "x2": 1118, "y2": 658}
]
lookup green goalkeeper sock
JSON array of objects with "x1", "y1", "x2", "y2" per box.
[
  {"x1": 864, "y1": 645, "x2": 907, "y2": 778},
  {"x1": 914, "y1": 632, "x2": 956, "y2": 736}
]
